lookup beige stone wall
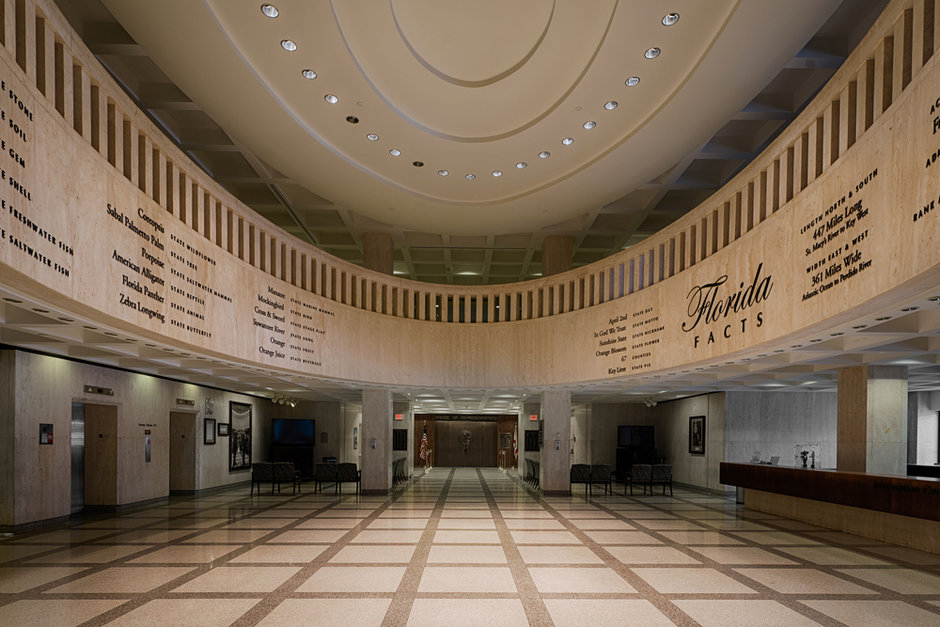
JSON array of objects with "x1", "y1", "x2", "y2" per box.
[
  {"x1": 0, "y1": 0, "x2": 936, "y2": 397},
  {"x1": 2, "y1": 350, "x2": 269, "y2": 527}
]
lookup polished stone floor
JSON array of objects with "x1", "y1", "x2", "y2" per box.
[{"x1": 1, "y1": 467, "x2": 938, "y2": 626}]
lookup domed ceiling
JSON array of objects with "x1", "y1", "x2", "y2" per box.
[{"x1": 49, "y1": 0, "x2": 885, "y2": 286}]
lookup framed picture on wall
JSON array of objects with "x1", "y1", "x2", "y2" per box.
[
  {"x1": 204, "y1": 418, "x2": 216, "y2": 445},
  {"x1": 689, "y1": 416, "x2": 705, "y2": 455},
  {"x1": 229, "y1": 402, "x2": 252, "y2": 471},
  {"x1": 217, "y1": 422, "x2": 230, "y2": 437}
]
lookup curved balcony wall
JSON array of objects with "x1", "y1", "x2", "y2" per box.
[{"x1": 0, "y1": 0, "x2": 938, "y2": 390}]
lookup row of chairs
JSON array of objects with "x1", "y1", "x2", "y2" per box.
[
  {"x1": 313, "y1": 462, "x2": 361, "y2": 495},
  {"x1": 569, "y1": 464, "x2": 613, "y2": 497},
  {"x1": 392, "y1": 458, "x2": 409, "y2": 488},
  {"x1": 523, "y1": 458, "x2": 540, "y2": 488},
  {"x1": 627, "y1": 463, "x2": 673, "y2": 496},
  {"x1": 250, "y1": 462, "x2": 301, "y2": 496}
]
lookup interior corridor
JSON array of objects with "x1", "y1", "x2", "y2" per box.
[{"x1": 1, "y1": 468, "x2": 938, "y2": 626}]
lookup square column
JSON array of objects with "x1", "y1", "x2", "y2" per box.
[
  {"x1": 540, "y1": 390, "x2": 571, "y2": 495},
  {"x1": 361, "y1": 389, "x2": 392, "y2": 493},
  {"x1": 837, "y1": 366, "x2": 908, "y2": 475}
]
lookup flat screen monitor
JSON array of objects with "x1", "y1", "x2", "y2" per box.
[
  {"x1": 272, "y1": 418, "x2": 315, "y2": 446},
  {"x1": 618, "y1": 425, "x2": 654, "y2": 448}
]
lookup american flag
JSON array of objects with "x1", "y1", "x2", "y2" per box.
[{"x1": 418, "y1": 425, "x2": 428, "y2": 461}]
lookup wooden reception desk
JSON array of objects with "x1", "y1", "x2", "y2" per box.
[{"x1": 720, "y1": 462, "x2": 940, "y2": 522}]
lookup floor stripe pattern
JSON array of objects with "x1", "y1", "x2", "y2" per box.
[{"x1": 1, "y1": 467, "x2": 939, "y2": 626}]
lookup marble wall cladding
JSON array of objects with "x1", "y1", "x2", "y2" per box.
[
  {"x1": 910, "y1": 392, "x2": 940, "y2": 465},
  {"x1": 570, "y1": 405, "x2": 589, "y2": 464},
  {"x1": 0, "y1": 350, "x2": 17, "y2": 525},
  {"x1": 361, "y1": 389, "x2": 392, "y2": 492},
  {"x1": 590, "y1": 394, "x2": 724, "y2": 491},
  {"x1": 725, "y1": 391, "x2": 837, "y2": 470},
  {"x1": 5, "y1": 349, "x2": 269, "y2": 527},
  {"x1": 867, "y1": 375, "x2": 909, "y2": 475},
  {"x1": 541, "y1": 391, "x2": 571, "y2": 493}
]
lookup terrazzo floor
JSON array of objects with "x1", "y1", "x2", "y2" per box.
[{"x1": 1, "y1": 467, "x2": 938, "y2": 626}]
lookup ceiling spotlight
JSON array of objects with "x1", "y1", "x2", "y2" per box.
[
  {"x1": 345, "y1": 115, "x2": 359, "y2": 124},
  {"x1": 281, "y1": 39, "x2": 297, "y2": 52},
  {"x1": 302, "y1": 69, "x2": 317, "y2": 79},
  {"x1": 604, "y1": 100, "x2": 618, "y2": 110},
  {"x1": 538, "y1": 151, "x2": 550, "y2": 159},
  {"x1": 492, "y1": 170, "x2": 502, "y2": 177},
  {"x1": 583, "y1": 121, "x2": 596, "y2": 130},
  {"x1": 465, "y1": 173, "x2": 476, "y2": 180},
  {"x1": 261, "y1": 4, "x2": 279, "y2": 18},
  {"x1": 929, "y1": 296, "x2": 940, "y2": 301},
  {"x1": 901, "y1": 306, "x2": 919, "y2": 311},
  {"x1": 412, "y1": 161, "x2": 424, "y2": 167},
  {"x1": 625, "y1": 76, "x2": 640, "y2": 87},
  {"x1": 516, "y1": 161, "x2": 527, "y2": 169},
  {"x1": 438, "y1": 169, "x2": 449, "y2": 176},
  {"x1": 645, "y1": 47, "x2": 661, "y2": 59},
  {"x1": 366, "y1": 133, "x2": 379, "y2": 141},
  {"x1": 662, "y1": 12, "x2": 679, "y2": 26},
  {"x1": 852, "y1": 324, "x2": 867, "y2": 329},
  {"x1": 324, "y1": 94, "x2": 338, "y2": 104},
  {"x1": 389, "y1": 148, "x2": 401, "y2": 156},
  {"x1": 875, "y1": 316, "x2": 892, "y2": 321},
  {"x1": 562, "y1": 137, "x2": 574, "y2": 146}
]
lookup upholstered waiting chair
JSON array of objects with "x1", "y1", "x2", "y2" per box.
[
  {"x1": 336, "y1": 463, "x2": 361, "y2": 495},
  {"x1": 314, "y1": 463, "x2": 337, "y2": 494},
  {"x1": 273, "y1": 462, "x2": 301, "y2": 495},
  {"x1": 651, "y1": 464, "x2": 673, "y2": 496},
  {"x1": 250, "y1": 462, "x2": 274, "y2": 496},
  {"x1": 590, "y1": 464, "x2": 613, "y2": 496},
  {"x1": 627, "y1": 463, "x2": 652, "y2": 496},
  {"x1": 569, "y1": 463, "x2": 591, "y2": 496}
]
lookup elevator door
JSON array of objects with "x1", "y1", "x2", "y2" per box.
[
  {"x1": 169, "y1": 412, "x2": 197, "y2": 492},
  {"x1": 70, "y1": 402, "x2": 84, "y2": 515}
]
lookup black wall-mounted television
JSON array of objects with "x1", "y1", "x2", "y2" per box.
[
  {"x1": 272, "y1": 418, "x2": 315, "y2": 446},
  {"x1": 618, "y1": 425, "x2": 654, "y2": 448}
]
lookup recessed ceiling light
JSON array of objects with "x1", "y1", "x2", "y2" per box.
[
  {"x1": 662, "y1": 12, "x2": 679, "y2": 26},
  {"x1": 852, "y1": 324, "x2": 867, "y2": 329},
  {"x1": 562, "y1": 137, "x2": 574, "y2": 146},
  {"x1": 830, "y1": 332, "x2": 844, "y2": 336},
  {"x1": 366, "y1": 133, "x2": 379, "y2": 141},
  {"x1": 324, "y1": 94, "x2": 338, "y2": 104},
  {"x1": 345, "y1": 115, "x2": 359, "y2": 124},
  {"x1": 901, "y1": 306, "x2": 919, "y2": 311},
  {"x1": 929, "y1": 295, "x2": 940, "y2": 301},
  {"x1": 625, "y1": 76, "x2": 640, "y2": 87},
  {"x1": 810, "y1": 339, "x2": 823, "y2": 343},
  {"x1": 281, "y1": 39, "x2": 297, "y2": 52},
  {"x1": 412, "y1": 161, "x2": 424, "y2": 167},
  {"x1": 437, "y1": 169, "x2": 448, "y2": 176},
  {"x1": 465, "y1": 173, "x2": 476, "y2": 180},
  {"x1": 3, "y1": 297, "x2": 21, "y2": 303},
  {"x1": 261, "y1": 4, "x2": 279, "y2": 18},
  {"x1": 604, "y1": 100, "x2": 618, "y2": 110},
  {"x1": 538, "y1": 151, "x2": 550, "y2": 159},
  {"x1": 583, "y1": 121, "x2": 596, "y2": 130},
  {"x1": 875, "y1": 316, "x2": 892, "y2": 321},
  {"x1": 389, "y1": 148, "x2": 401, "y2": 156},
  {"x1": 302, "y1": 69, "x2": 317, "y2": 79},
  {"x1": 645, "y1": 47, "x2": 661, "y2": 59},
  {"x1": 492, "y1": 170, "x2": 502, "y2": 177},
  {"x1": 58, "y1": 317, "x2": 73, "y2": 322},
  {"x1": 32, "y1": 308, "x2": 49, "y2": 313}
]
